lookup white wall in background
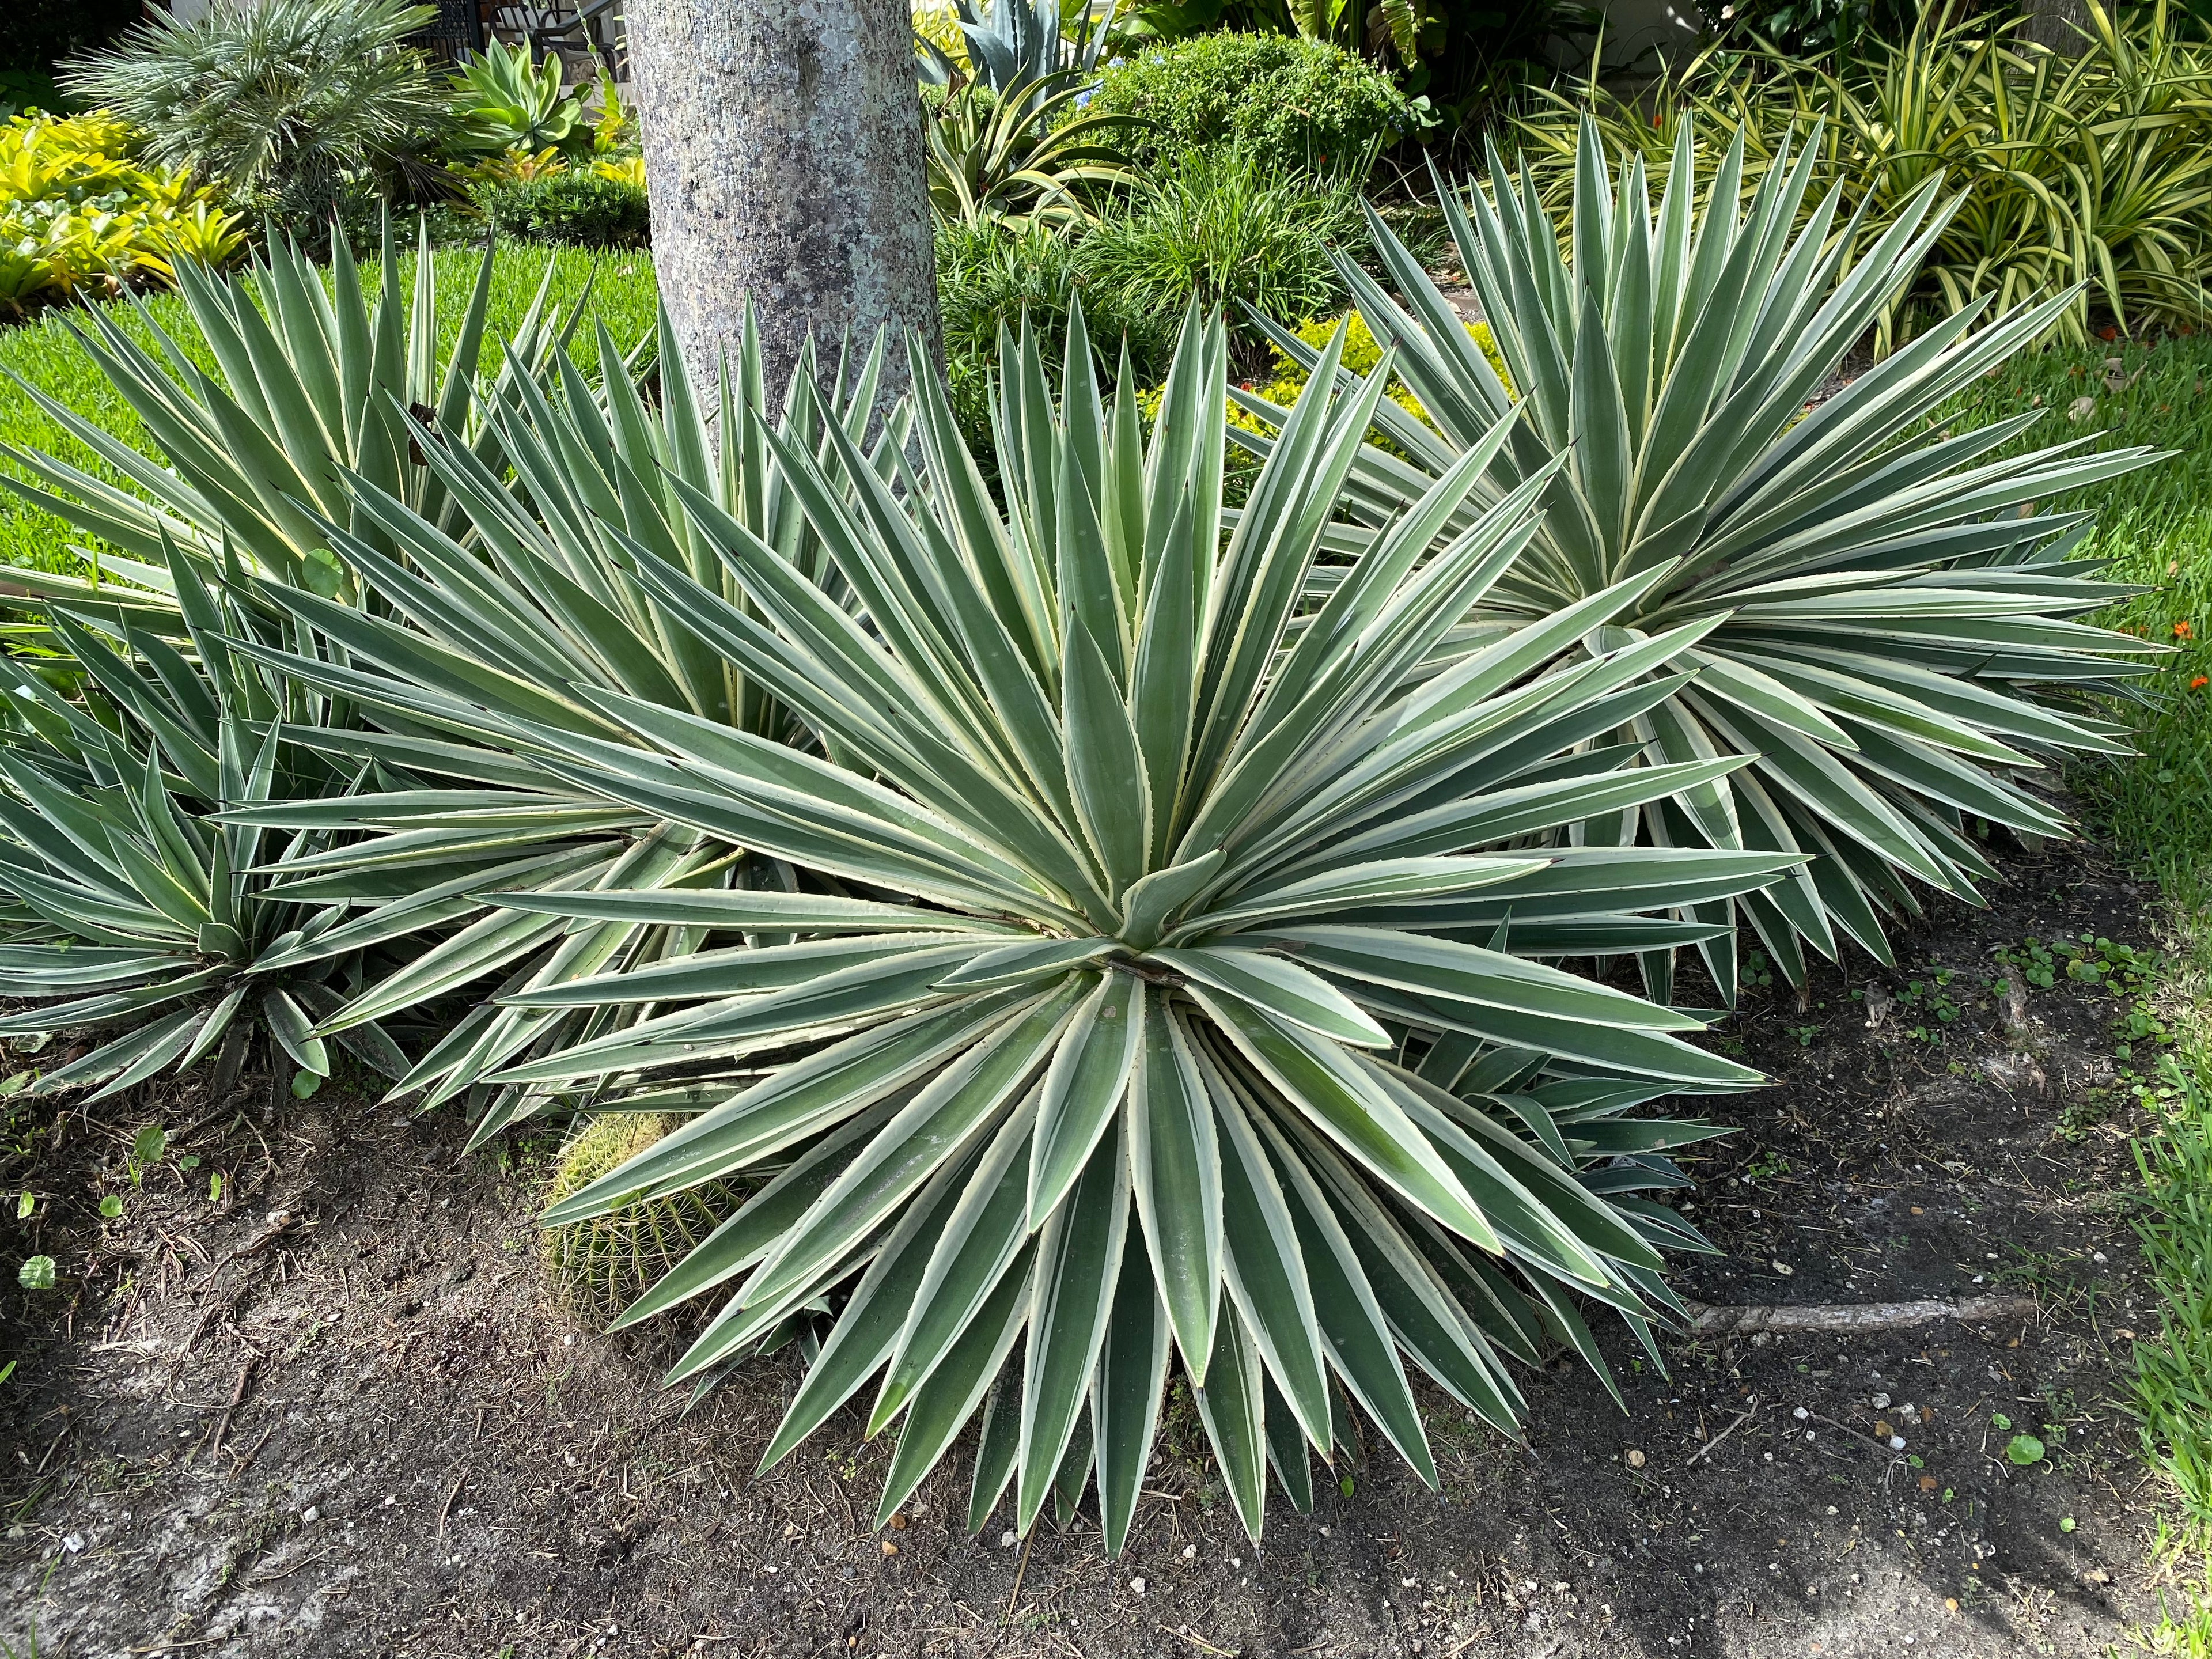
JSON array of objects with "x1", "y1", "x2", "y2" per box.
[{"x1": 1571, "y1": 0, "x2": 1710, "y2": 75}]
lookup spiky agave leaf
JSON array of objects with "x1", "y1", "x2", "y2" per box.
[
  {"x1": 1238, "y1": 116, "x2": 2164, "y2": 992},
  {"x1": 263, "y1": 302, "x2": 1798, "y2": 1544},
  {"x1": 0, "y1": 585, "x2": 415, "y2": 1099},
  {"x1": 212, "y1": 306, "x2": 912, "y2": 1142},
  {"x1": 0, "y1": 215, "x2": 603, "y2": 625}
]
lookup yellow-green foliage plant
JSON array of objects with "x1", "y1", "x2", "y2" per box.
[
  {"x1": 0, "y1": 110, "x2": 243, "y2": 317},
  {"x1": 1234, "y1": 310, "x2": 1512, "y2": 439},
  {"x1": 1514, "y1": 0, "x2": 2212, "y2": 349}
]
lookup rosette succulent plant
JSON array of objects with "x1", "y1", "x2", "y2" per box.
[
  {"x1": 210, "y1": 304, "x2": 906, "y2": 1142},
  {"x1": 253, "y1": 307, "x2": 1796, "y2": 1544},
  {"x1": 1241, "y1": 119, "x2": 2161, "y2": 991},
  {"x1": 0, "y1": 579, "x2": 414, "y2": 1097},
  {"x1": 0, "y1": 217, "x2": 599, "y2": 623}
]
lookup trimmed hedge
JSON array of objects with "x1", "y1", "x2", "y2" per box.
[
  {"x1": 1090, "y1": 33, "x2": 1416, "y2": 176},
  {"x1": 472, "y1": 170, "x2": 649, "y2": 248}
]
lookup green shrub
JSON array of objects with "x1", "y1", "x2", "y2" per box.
[
  {"x1": 473, "y1": 169, "x2": 649, "y2": 247},
  {"x1": 935, "y1": 217, "x2": 1171, "y2": 441},
  {"x1": 935, "y1": 145, "x2": 1371, "y2": 419},
  {"x1": 1089, "y1": 33, "x2": 1416, "y2": 175},
  {"x1": 1079, "y1": 145, "x2": 1363, "y2": 352}
]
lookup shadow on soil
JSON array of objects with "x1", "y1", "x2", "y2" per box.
[{"x1": 0, "y1": 830, "x2": 2179, "y2": 1657}]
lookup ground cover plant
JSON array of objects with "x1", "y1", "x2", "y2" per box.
[
  {"x1": 0, "y1": 110, "x2": 244, "y2": 319},
  {"x1": 1926, "y1": 316, "x2": 2212, "y2": 1651},
  {"x1": 1245, "y1": 118, "x2": 2161, "y2": 995},
  {"x1": 471, "y1": 169, "x2": 650, "y2": 247}
]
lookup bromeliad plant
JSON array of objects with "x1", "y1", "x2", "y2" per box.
[
  {"x1": 275, "y1": 307, "x2": 1798, "y2": 1544},
  {"x1": 1245, "y1": 119, "x2": 2162, "y2": 990},
  {"x1": 924, "y1": 69, "x2": 1139, "y2": 232}
]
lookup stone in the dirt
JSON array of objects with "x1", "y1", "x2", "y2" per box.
[
  {"x1": 1626, "y1": 1449, "x2": 1646, "y2": 1468},
  {"x1": 1129, "y1": 1577, "x2": 1146, "y2": 1594}
]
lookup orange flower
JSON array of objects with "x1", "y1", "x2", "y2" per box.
[
  {"x1": 2192, "y1": 676, "x2": 2208, "y2": 689},
  {"x1": 2176, "y1": 620, "x2": 2195, "y2": 639}
]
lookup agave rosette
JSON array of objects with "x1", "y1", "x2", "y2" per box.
[
  {"x1": 1239, "y1": 119, "x2": 2162, "y2": 991},
  {"x1": 0, "y1": 577, "x2": 415, "y2": 1098},
  {"x1": 210, "y1": 306, "x2": 907, "y2": 1141},
  {"x1": 255, "y1": 305, "x2": 1798, "y2": 1543},
  {"x1": 0, "y1": 218, "x2": 601, "y2": 627}
]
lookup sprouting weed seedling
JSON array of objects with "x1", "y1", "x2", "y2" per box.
[
  {"x1": 1744, "y1": 1149, "x2": 1793, "y2": 1183},
  {"x1": 126, "y1": 1124, "x2": 166, "y2": 1187},
  {"x1": 1996, "y1": 934, "x2": 2170, "y2": 1057},
  {"x1": 1893, "y1": 972, "x2": 1963, "y2": 1044},
  {"x1": 1791, "y1": 1024, "x2": 1819, "y2": 1047}
]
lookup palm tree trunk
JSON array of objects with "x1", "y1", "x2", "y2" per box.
[{"x1": 627, "y1": 0, "x2": 940, "y2": 425}]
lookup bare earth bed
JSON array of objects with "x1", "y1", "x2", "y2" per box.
[{"x1": 0, "y1": 828, "x2": 2179, "y2": 1658}]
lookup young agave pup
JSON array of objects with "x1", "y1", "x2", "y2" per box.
[
  {"x1": 274, "y1": 308, "x2": 1798, "y2": 1546},
  {"x1": 1242, "y1": 119, "x2": 2163, "y2": 995}
]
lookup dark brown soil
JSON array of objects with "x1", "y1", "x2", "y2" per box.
[{"x1": 0, "y1": 830, "x2": 2183, "y2": 1658}]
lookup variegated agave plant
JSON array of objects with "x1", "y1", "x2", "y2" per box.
[
  {"x1": 1242, "y1": 118, "x2": 2162, "y2": 992},
  {"x1": 0, "y1": 573, "x2": 412, "y2": 1098},
  {"x1": 0, "y1": 215, "x2": 599, "y2": 625},
  {"x1": 214, "y1": 306, "x2": 904, "y2": 1143},
  {"x1": 260, "y1": 307, "x2": 1796, "y2": 1544}
]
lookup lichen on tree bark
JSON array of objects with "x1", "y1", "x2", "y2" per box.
[{"x1": 627, "y1": 0, "x2": 941, "y2": 431}]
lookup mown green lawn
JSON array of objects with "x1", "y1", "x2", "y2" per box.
[
  {"x1": 0, "y1": 241, "x2": 660, "y2": 577},
  {"x1": 1937, "y1": 335, "x2": 2212, "y2": 914},
  {"x1": 1941, "y1": 333, "x2": 2212, "y2": 1641}
]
